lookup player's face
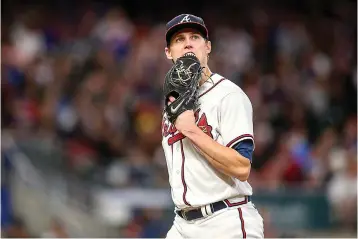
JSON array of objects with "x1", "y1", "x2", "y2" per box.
[{"x1": 165, "y1": 28, "x2": 211, "y2": 67}]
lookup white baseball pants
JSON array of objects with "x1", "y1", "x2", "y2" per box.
[{"x1": 166, "y1": 202, "x2": 264, "y2": 239}]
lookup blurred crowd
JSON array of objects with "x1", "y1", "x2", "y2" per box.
[{"x1": 1, "y1": 0, "x2": 357, "y2": 237}]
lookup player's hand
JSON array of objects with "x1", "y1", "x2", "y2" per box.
[
  {"x1": 167, "y1": 96, "x2": 176, "y2": 106},
  {"x1": 174, "y1": 110, "x2": 197, "y2": 135}
]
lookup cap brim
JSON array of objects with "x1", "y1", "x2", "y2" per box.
[{"x1": 166, "y1": 22, "x2": 209, "y2": 45}]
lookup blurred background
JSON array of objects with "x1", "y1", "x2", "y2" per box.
[{"x1": 1, "y1": 0, "x2": 357, "y2": 237}]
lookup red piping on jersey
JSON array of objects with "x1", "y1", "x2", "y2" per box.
[
  {"x1": 180, "y1": 140, "x2": 191, "y2": 206},
  {"x1": 226, "y1": 134, "x2": 254, "y2": 148},
  {"x1": 198, "y1": 78, "x2": 226, "y2": 98},
  {"x1": 238, "y1": 208, "x2": 247, "y2": 238},
  {"x1": 224, "y1": 196, "x2": 248, "y2": 207}
]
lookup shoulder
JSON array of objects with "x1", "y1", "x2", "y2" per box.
[
  {"x1": 207, "y1": 74, "x2": 250, "y2": 102},
  {"x1": 219, "y1": 78, "x2": 244, "y2": 95}
]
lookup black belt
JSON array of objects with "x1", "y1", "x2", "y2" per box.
[{"x1": 177, "y1": 196, "x2": 251, "y2": 221}]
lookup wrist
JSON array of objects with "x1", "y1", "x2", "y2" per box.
[{"x1": 182, "y1": 125, "x2": 203, "y2": 139}]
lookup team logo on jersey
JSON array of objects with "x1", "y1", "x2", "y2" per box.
[
  {"x1": 162, "y1": 109, "x2": 213, "y2": 145},
  {"x1": 196, "y1": 113, "x2": 213, "y2": 138}
]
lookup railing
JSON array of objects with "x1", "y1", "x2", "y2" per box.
[{"x1": 3, "y1": 132, "x2": 119, "y2": 237}]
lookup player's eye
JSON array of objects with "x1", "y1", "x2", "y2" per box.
[
  {"x1": 175, "y1": 37, "x2": 184, "y2": 42},
  {"x1": 191, "y1": 35, "x2": 200, "y2": 40}
]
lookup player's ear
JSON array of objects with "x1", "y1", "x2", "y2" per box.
[
  {"x1": 206, "y1": 40, "x2": 212, "y2": 55},
  {"x1": 165, "y1": 47, "x2": 173, "y2": 60}
]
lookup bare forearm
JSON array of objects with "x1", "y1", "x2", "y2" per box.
[
  {"x1": 195, "y1": 146, "x2": 247, "y2": 180},
  {"x1": 182, "y1": 127, "x2": 251, "y2": 181}
]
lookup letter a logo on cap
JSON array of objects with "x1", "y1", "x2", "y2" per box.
[{"x1": 180, "y1": 15, "x2": 191, "y2": 23}]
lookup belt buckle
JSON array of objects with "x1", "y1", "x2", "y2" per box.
[
  {"x1": 181, "y1": 206, "x2": 199, "y2": 221},
  {"x1": 181, "y1": 211, "x2": 188, "y2": 220},
  {"x1": 182, "y1": 208, "x2": 195, "y2": 221}
]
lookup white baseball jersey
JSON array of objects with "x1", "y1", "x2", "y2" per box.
[{"x1": 161, "y1": 73, "x2": 254, "y2": 209}]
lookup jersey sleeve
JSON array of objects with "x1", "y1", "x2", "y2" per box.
[
  {"x1": 218, "y1": 91, "x2": 255, "y2": 149},
  {"x1": 233, "y1": 139, "x2": 254, "y2": 161}
]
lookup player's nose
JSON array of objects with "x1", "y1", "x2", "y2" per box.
[{"x1": 184, "y1": 39, "x2": 193, "y2": 50}]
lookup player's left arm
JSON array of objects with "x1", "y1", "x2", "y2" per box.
[{"x1": 175, "y1": 92, "x2": 254, "y2": 181}]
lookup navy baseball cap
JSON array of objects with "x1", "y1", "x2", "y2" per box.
[{"x1": 165, "y1": 14, "x2": 209, "y2": 45}]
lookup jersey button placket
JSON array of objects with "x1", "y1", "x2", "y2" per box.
[{"x1": 176, "y1": 144, "x2": 180, "y2": 174}]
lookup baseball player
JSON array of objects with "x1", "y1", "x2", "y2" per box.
[{"x1": 161, "y1": 14, "x2": 264, "y2": 238}]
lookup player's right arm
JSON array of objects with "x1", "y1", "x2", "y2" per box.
[
  {"x1": 177, "y1": 116, "x2": 251, "y2": 181},
  {"x1": 175, "y1": 90, "x2": 254, "y2": 181}
]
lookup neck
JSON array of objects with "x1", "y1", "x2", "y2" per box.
[{"x1": 199, "y1": 66, "x2": 212, "y2": 86}]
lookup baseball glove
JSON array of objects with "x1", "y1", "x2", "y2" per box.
[{"x1": 163, "y1": 53, "x2": 203, "y2": 124}]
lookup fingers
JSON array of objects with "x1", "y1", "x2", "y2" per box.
[{"x1": 167, "y1": 96, "x2": 176, "y2": 105}]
